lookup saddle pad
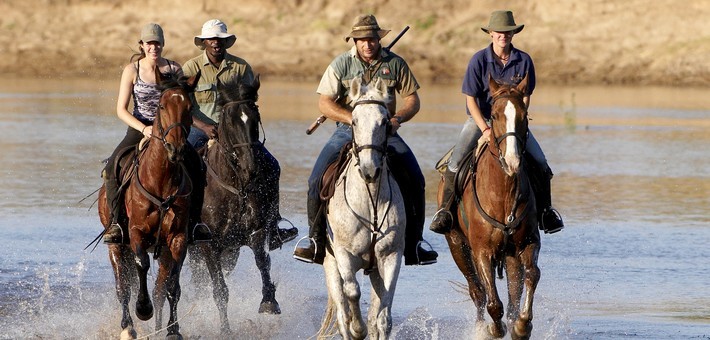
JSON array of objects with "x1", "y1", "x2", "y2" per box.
[{"x1": 319, "y1": 143, "x2": 353, "y2": 201}]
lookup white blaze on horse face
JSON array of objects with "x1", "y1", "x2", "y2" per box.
[
  {"x1": 503, "y1": 100, "x2": 521, "y2": 174},
  {"x1": 170, "y1": 93, "x2": 185, "y2": 102},
  {"x1": 353, "y1": 107, "x2": 386, "y2": 183}
]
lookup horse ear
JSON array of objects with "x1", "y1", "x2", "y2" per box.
[
  {"x1": 186, "y1": 70, "x2": 201, "y2": 90},
  {"x1": 516, "y1": 73, "x2": 529, "y2": 94},
  {"x1": 488, "y1": 74, "x2": 499, "y2": 94},
  {"x1": 252, "y1": 74, "x2": 261, "y2": 92},
  {"x1": 349, "y1": 78, "x2": 362, "y2": 101},
  {"x1": 375, "y1": 78, "x2": 388, "y2": 97},
  {"x1": 155, "y1": 65, "x2": 163, "y2": 84}
]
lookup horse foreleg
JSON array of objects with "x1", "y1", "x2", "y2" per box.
[
  {"x1": 505, "y1": 254, "x2": 524, "y2": 324},
  {"x1": 473, "y1": 250, "x2": 506, "y2": 339},
  {"x1": 445, "y1": 229, "x2": 487, "y2": 321},
  {"x1": 164, "y1": 263, "x2": 183, "y2": 338},
  {"x1": 153, "y1": 249, "x2": 169, "y2": 333},
  {"x1": 108, "y1": 245, "x2": 136, "y2": 338},
  {"x1": 511, "y1": 244, "x2": 540, "y2": 340},
  {"x1": 252, "y1": 244, "x2": 281, "y2": 314},
  {"x1": 162, "y1": 231, "x2": 187, "y2": 339},
  {"x1": 367, "y1": 253, "x2": 401, "y2": 340},
  {"x1": 322, "y1": 254, "x2": 355, "y2": 340},
  {"x1": 335, "y1": 252, "x2": 366, "y2": 340},
  {"x1": 203, "y1": 244, "x2": 231, "y2": 335},
  {"x1": 132, "y1": 244, "x2": 153, "y2": 321}
]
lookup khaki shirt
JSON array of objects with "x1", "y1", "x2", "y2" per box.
[
  {"x1": 317, "y1": 45, "x2": 420, "y2": 114},
  {"x1": 183, "y1": 52, "x2": 254, "y2": 125}
]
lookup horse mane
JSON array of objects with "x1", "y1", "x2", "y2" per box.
[
  {"x1": 217, "y1": 74, "x2": 259, "y2": 106},
  {"x1": 490, "y1": 81, "x2": 524, "y2": 100},
  {"x1": 350, "y1": 78, "x2": 391, "y2": 104},
  {"x1": 158, "y1": 72, "x2": 194, "y2": 93}
]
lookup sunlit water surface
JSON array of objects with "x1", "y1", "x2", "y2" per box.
[{"x1": 0, "y1": 78, "x2": 708, "y2": 339}]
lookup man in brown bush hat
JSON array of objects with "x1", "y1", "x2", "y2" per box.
[{"x1": 293, "y1": 14, "x2": 438, "y2": 266}]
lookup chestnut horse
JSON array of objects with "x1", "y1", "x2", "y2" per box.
[
  {"x1": 438, "y1": 75, "x2": 540, "y2": 340},
  {"x1": 188, "y1": 75, "x2": 282, "y2": 335},
  {"x1": 98, "y1": 70, "x2": 200, "y2": 339}
]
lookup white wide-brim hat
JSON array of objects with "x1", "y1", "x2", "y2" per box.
[{"x1": 194, "y1": 19, "x2": 236, "y2": 50}]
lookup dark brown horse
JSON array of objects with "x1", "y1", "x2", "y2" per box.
[
  {"x1": 98, "y1": 70, "x2": 200, "y2": 339},
  {"x1": 188, "y1": 74, "x2": 282, "y2": 335},
  {"x1": 438, "y1": 75, "x2": 540, "y2": 340}
]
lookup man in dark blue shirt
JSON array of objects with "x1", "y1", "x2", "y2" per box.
[{"x1": 430, "y1": 10, "x2": 564, "y2": 235}]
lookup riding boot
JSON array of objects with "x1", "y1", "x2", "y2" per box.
[
  {"x1": 392, "y1": 164, "x2": 438, "y2": 266},
  {"x1": 186, "y1": 147, "x2": 212, "y2": 244},
  {"x1": 293, "y1": 197, "x2": 326, "y2": 264},
  {"x1": 429, "y1": 169, "x2": 456, "y2": 234},
  {"x1": 268, "y1": 215, "x2": 299, "y2": 251},
  {"x1": 103, "y1": 173, "x2": 126, "y2": 244},
  {"x1": 535, "y1": 167, "x2": 564, "y2": 234}
]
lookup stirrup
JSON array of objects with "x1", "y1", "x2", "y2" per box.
[
  {"x1": 429, "y1": 208, "x2": 453, "y2": 234},
  {"x1": 270, "y1": 218, "x2": 298, "y2": 251},
  {"x1": 405, "y1": 240, "x2": 438, "y2": 266},
  {"x1": 541, "y1": 207, "x2": 564, "y2": 234},
  {"x1": 292, "y1": 236, "x2": 319, "y2": 263},
  {"x1": 190, "y1": 222, "x2": 213, "y2": 243},
  {"x1": 103, "y1": 222, "x2": 125, "y2": 244}
]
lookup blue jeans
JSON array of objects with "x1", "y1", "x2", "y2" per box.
[
  {"x1": 188, "y1": 128, "x2": 209, "y2": 149},
  {"x1": 449, "y1": 117, "x2": 548, "y2": 173},
  {"x1": 307, "y1": 123, "x2": 426, "y2": 246}
]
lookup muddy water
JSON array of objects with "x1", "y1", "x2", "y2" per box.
[{"x1": 0, "y1": 78, "x2": 708, "y2": 339}]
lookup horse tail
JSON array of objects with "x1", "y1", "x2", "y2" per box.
[{"x1": 316, "y1": 294, "x2": 338, "y2": 339}]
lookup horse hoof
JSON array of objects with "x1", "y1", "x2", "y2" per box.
[
  {"x1": 120, "y1": 326, "x2": 137, "y2": 340},
  {"x1": 165, "y1": 333, "x2": 183, "y2": 340},
  {"x1": 487, "y1": 322, "x2": 507, "y2": 338},
  {"x1": 511, "y1": 319, "x2": 532, "y2": 340},
  {"x1": 258, "y1": 301, "x2": 281, "y2": 314},
  {"x1": 135, "y1": 303, "x2": 154, "y2": 321}
]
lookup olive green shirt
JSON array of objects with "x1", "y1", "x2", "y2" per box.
[
  {"x1": 183, "y1": 52, "x2": 254, "y2": 125},
  {"x1": 317, "y1": 45, "x2": 420, "y2": 114}
]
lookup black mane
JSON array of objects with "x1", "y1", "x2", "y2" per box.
[
  {"x1": 217, "y1": 74, "x2": 259, "y2": 106},
  {"x1": 159, "y1": 72, "x2": 194, "y2": 93}
]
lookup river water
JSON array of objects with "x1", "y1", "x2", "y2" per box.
[{"x1": 0, "y1": 78, "x2": 708, "y2": 339}]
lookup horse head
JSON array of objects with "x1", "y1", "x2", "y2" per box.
[
  {"x1": 216, "y1": 74, "x2": 262, "y2": 171},
  {"x1": 154, "y1": 69, "x2": 201, "y2": 163},
  {"x1": 348, "y1": 77, "x2": 391, "y2": 183},
  {"x1": 488, "y1": 74, "x2": 529, "y2": 177}
]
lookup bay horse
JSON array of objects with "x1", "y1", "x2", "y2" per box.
[
  {"x1": 438, "y1": 75, "x2": 540, "y2": 340},
  {"x1": 98, "y1": 70, "x2": 200, "y2": 339},
  {"x1": 318, "y1": 78, "x2": 406, "y2": 340},
  {"x1": 187, "y1": 74, "x2": 282, "y2": 334}
]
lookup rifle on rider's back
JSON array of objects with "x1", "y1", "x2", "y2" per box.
[{"x1": 306, "y1": 25, "x2": 410, "y2": 135}]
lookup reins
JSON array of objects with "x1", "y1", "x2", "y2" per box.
[
  {"x1": 134, "y1": 85, "x2": 193, "y2": 258},
  {"x1": 343, "y1": 98, "x2": 395, "y2": 274},
  {"x1": 470, "y1": 89, "x2": 533, "y2": 243},
  {"x1": 204, "y1": 99, "x2": 264, "y2": 196}
]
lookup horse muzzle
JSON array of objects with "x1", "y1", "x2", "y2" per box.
[
  {"x1": 164, "y1": 142, "x2": 186, "y2": 163},
  {"x1": 358, "y1": 167, "x2": 381, "y2": 184}
]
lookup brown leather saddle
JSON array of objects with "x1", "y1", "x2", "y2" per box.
[{"x1": 319, "y1": 142, "x2": 353, "y2": 202}]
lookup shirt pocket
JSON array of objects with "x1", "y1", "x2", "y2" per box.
[{"x1": 193, "y1": 83, "x2": 215, "y2": 103}]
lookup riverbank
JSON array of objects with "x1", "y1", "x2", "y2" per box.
[{"x1": 3, "y1": 0, "x2": 710, "y2": 86}]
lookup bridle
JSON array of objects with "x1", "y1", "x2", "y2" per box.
[
  {"x1": 205, "y1": 98, "x2": 265, "y2": 196},
  {"x1": 350, "y1": 99, "x2": 389, "y2": 164},
  {"x1": 488, "y1": 92, "x2": 529, "y2": 167},
  {"x1": 151, "y1": 88, "x2": 192, "y2": 162},
  {"x1": 345, "y1": 98, "x2": 396, "y2": 274},
  {"x1": 469, "y1": 90, "x2": 533, "y2": 241}
]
